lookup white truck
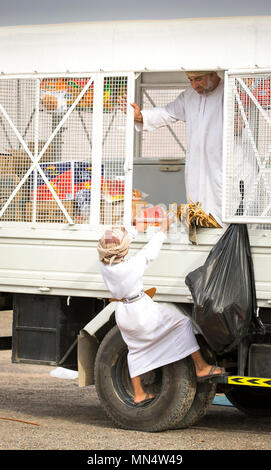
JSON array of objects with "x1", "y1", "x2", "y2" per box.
[{"x1": 0, "y1": 15, "x2": 271, "y2": 432}]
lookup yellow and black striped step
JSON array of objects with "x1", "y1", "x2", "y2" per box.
[{"x1": 227, "y1": 376, "x2": 271, "y2": 388}]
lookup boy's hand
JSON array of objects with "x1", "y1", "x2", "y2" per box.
[{"x1": 160, "y1": 214, "x2": 173, "y2": 232}]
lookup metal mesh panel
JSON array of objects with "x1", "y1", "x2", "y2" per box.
[
  {"x1": 0, "y1": 79, "x2": 35, "y2": 222},
  {"x1": 224, "y1": 72, "x2": 271, "y2": 226},
  {"x1": 0, "y1": 79, "x2": 36, "y2": 147},
  {"x1": 0, "y1": 74, "x2": 133, "y2": 226},
  {"x1": 140, "y1": 86, "x2": 187, "y2": 159},
  {"x1": 100, "y1": 76, "x2": 128, "y2": 225},
  {"x1": 36, "y1": 77, "x2": 94, "y2": 224},
  {"x1": 0, "y1": 76, "x2": 96, "y2": 224}
]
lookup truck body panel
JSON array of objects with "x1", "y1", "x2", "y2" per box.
[
  {"x1": 0, "y1": 226, "x2": 270, "y2": 307},
  {"x1": 0, "y1": 17, "x2": 270, "y2": 74}
]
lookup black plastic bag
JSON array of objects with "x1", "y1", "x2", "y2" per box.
[{"x1": 185, "y1": 224, "x2": 262, "y2": 354}]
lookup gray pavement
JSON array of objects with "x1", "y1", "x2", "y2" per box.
[{"x1": 1, "y1": 310, "x2": 271, "y2": 451}]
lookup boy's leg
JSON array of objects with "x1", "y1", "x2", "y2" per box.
[
  {"x1": 131, "y1": 376, "x2": 155, "y2": 403},
  {"x1": 191, "y1": 350, "x2": 224, "y2": 378}
]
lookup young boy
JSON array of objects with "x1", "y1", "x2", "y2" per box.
[{"x1": 97, "y1": 220, "x2": 226, "y2": 406}]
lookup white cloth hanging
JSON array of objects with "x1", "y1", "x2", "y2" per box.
[{"x1": 99, "y1": 231, "x2": 199, "y2": 378}]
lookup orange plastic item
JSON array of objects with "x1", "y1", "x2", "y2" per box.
[{"x1": 135, "y1": 205, "x2": 166, "y2": 229}]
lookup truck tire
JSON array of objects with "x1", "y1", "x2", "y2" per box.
[
  {"x1": 172, "y1": 382, "x2": 216, "y2": 429},
  {"x1": 225, "y1": 387, "x2": 271, "y2": 416},
  {"x1": 172, "y1": 335, "x2": 217, "y2": 429},
  {"x1": 94, "y1": 325, "x2": 197, "y2": 432}
]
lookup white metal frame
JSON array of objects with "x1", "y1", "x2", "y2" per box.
[
  {"x1": 222, "y1": 68, "x2": 271, "y2": 225},
  {"x1": 0, "y1": 72, "x2": 135, "y2": 229},
  {"x1": 123, "y1": 74, "x2": 135, "y2": 226},
  {"x1": 89, "y1": 72, "x2": 135, "y2": 227}
]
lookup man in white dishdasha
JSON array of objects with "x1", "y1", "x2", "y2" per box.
[{"x1": 132, "y1": 71, "x2": 224, "y2": 225}]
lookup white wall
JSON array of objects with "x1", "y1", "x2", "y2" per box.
[{"x1": 0, "y1": 17, "x2": 270, "y2": 74}]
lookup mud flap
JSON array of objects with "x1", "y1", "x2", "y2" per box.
[
  {"x1": 77, "y1": 330, "x2": 99, "y2": 387},
  {"x1": 77, "y1": 301, "x2": 116, "y2": 387}
]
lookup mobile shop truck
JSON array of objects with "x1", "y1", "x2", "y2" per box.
[{"x1": 0, "y1": 15, "x2": 271, "y2": 432}]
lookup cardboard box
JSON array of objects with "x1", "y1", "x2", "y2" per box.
[
  {"x1": 3, "y1": 141, "x2": 54, "y2": 177},
  {"x1": 25, "y1": 200, "x2": 75, "y2": 223},
  {"x1": 0, "y1": 163, "x2": 24, "y2": 221},
  {"x1": 0, "y1": 153, "x2": 16, "y2": 172},
  {"x1": 27, "y1": 141, "x2": 53, "y2": 161}
]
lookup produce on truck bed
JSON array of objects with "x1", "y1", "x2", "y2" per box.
[{"x1": 178, "y1": 200, "x2": 222, "y2": 228}]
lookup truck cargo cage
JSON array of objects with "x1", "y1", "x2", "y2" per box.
[
  {"x1": 223, "y1": 69, "x2": 271, "y2": 226},
  {"x1": 138, "y1": 77, "x2": 187, "y2": 160},
  {"x1": 0, "y1": 73, "x2": 134, "y2": 228}
]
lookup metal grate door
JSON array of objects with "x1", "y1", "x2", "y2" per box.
[
  {"x1": 0, "y1": 73, "x2": 134, "y2": 227},
  {"x1": 223, "y1": 70, "x2": 271, "y2": 225},
  {"x1": 139, "y1": 85, "x2": 187, "y2": 159}
]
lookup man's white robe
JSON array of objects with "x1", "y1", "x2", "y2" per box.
[
  {"x1": 137, "y1": 80, "x2": 224, "y2": 225},
  {"x1": 99, "y1": 231, "x2": 199, "y2": 378}
]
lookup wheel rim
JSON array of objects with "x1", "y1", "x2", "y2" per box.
[
  {"x1": 110, "y1": 345, "x2": 162, "y2": 406},
  {"x1": 111, "y1": 346, "x2": 133, "y2": 405}
]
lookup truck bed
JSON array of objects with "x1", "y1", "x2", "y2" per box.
[{"x1": 0, "y1": 225, "x2": 270, "y2": 307}]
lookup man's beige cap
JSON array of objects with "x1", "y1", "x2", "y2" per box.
[{"x1": 185, "y1": 71, "x2": 213, "y2": 78}]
